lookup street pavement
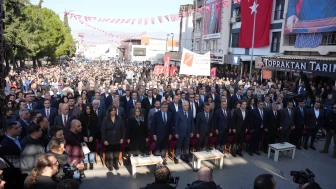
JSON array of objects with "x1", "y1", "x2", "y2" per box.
[{"x1": 80, "y1": 140, "x2": 336, "y2": 189}]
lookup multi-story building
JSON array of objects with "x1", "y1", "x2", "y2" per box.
[
  {"x1": 179, "y1": 4, "x2": 194, "y2": 51},
  {"x1": 118, "y1": 37, "x2": 179, "y2": 63}
]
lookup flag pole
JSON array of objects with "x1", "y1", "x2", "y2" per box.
[{"x1": 249, "y1": 0, "x2": 257, "y2": 80}]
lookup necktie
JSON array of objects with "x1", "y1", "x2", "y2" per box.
[
  {"x1": 119, "y1": 90, "x2": 121, "y2": 95},
  {"x1": 191, "y1": 102, "x2": 193, "y2": 111},
  {"x1": 300, "y1": 107, "x2": 304, "y2": 116},
  {"x1": 63, "y1": 116, "x2": 67, "y2": 127},
  {"x1": 14, "y1": 138, "x2": 21, "y2": 150},
  {"x1": 288, "y1": 109, "x2": 291, "y2": 116},
  {"x1": 260, "y1": 109, "x2": 263, "y2": 119},
  {"x1": 274, "y1": 111, "x2": 277, "y2": 117},
  {"x1": 184, "y1": 111, "x2": 188, "y2": 120},
  {"x1": 133, "y1": 100, "x2": 136, "y2": 106},
  {"x1": 28, "y1": 104, "x2": 32, "y2": 110},
  {"x1": 223, "y1": 109, "x2": 227, "y2": 117},
  {"x1": 164, "y1": 112, "x2": 167, "y2": 124},
  {"x1": 206, "y1": 113, "x2": 209, "y2": 123},
  {"x1": 46, "y1": 109, "x2": 50, "y2": 119},
  {"x1": 238, "y1": 95, "x2": 240, "y2": 100},
  {"x1": 95, "y1": 109, "x2": 98, "y2": 116}
]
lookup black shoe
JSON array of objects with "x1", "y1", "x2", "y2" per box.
[
  {"x1": 237, "y1": 152, "x2": 243, "y2": 157},
  {"x1": 183, "y1": 157, "x2": 190, "y2": 163},
  {"x1": 231, "y1": 153, "x2": 237, "y2": 157},
  {"x1": 255, "y1": 151, "x2": 261, "y2": 156},
  {"x1": 304, "y1": 144, "x2": 308, "y2": 150},
  {"x1": 310, "y1": 145, "x2": 316, "y2": 150},
  {"x1": 249, "y1": 152, "x2": 253, "y2": 156},
  {"x1": 80, "y1": 173, "x2": 86, "y2": 179},
  {"x1": 84, "y1": 163, "x2": 88, "y2": 170},
  {"x1": 163, "y1": 160, "x2": 167, "y2": 165},
  {"x1": 113, "y1": 164, "x2": 119, "y2": 170},
  {"x1": 174, "y1": 158, "x2": 179, "y2": 164},
  {"x1": 296, "y1": 146, "x2": 302, "y2": 150},
  {"x1": 89, "y1": 163, "x2": 93, "y2": 170},
  {"x1": 108, "y1": 167, "x2": 113, "y2": 171}
]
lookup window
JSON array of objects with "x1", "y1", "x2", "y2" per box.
[
  {"x1": 274, "y1": 0, "x2": 284, "y2": 20},
  {"x1": 231, "y1": 33, "x2": 239, "y2": 47},
  {"x1": 211, "y1": 40, "x2": 217, "y2": 51},
  {"x1": 203, "y1": 40, "x2": 209, "y2": 51},
  {"x1": 196, "y1": 19, "x2": 202, "y2": 31},
  {"x1": 195, "y1": 40, "x2": 200, "y2": 50},
  {"x1": 271, "y1": 32, "x2": 281, "y2": 52}
]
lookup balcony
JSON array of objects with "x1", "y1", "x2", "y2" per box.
[{"x1": 283, "y1": 32, "x2": 336, "y2": 46}]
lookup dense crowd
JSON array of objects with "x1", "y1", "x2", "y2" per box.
[{"x1": 1, "y1": 61, "x2": 335, "y2": 189}]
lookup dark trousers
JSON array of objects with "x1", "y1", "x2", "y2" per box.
[
  {"x1": 323, "y1": 129, "x2": 336, "y2": 152},
  {"x1": 197, "y1": 135, "x2": 209, "y2": 151},
  {"x1": 290, "y1": 126, "x2": 303, "y2": 146},
  {"x1": 249, "y1": 128, "x2": 262, "y2": 153},
  {"x1": 176, "y1": 134, "x2": 190, "y2": 159},
  {"x1": 232, "y1": 130, "x2": 244, "y2": 154},
  {"x1": 278, "y1": 127, "x2": 291, "y2": 143},
  {"x1": 154, "y1": 137, "x2": 169, "y2": 159},
  {"x1": 106, "y1": 144, "x2": 120, "y2": 168},
  {"x1": 305, "y1": 127, "x2": 319, "y2": 146},
  {"x1": 216, "y1": 129, "x2": 229, "y2": 149},
  {"x1": 263, "y1": 129, "x2": 276, "y2": 151}
]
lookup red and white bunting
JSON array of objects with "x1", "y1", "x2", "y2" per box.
[{"x1": 158, "y1": 16, "x2": 163, "y2": 23}]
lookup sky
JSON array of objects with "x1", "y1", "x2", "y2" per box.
[{"x1": 31, "y1": 0, "x2": 193, "y2": 39}]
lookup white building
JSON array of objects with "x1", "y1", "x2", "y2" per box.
[{"x1": 82, "y1": 44, "x2": 119, "y2": 60}]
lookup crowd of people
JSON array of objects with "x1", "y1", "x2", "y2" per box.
[{"x1": 1, "y1": 61, "x2": 335, "y2": 188}]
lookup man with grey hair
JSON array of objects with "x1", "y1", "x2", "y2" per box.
[{"x1": 18, "y1": 108, "x2": 30, "y2": 139}]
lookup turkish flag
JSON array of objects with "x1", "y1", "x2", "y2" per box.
[{"x1": 239, "y1": 0, "x2": 273, "y2": 48}]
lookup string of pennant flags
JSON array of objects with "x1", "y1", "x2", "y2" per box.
[{"x1": 66, "y1": 0, "x2": 231, "y2": 25}]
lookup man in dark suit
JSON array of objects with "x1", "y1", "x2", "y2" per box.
[
  {"x1": 93, "y1": 100, "x2": 106, "y2": 141},
  {"x1": 54, "y1": 104, "x2": 74, "y2": 130},
  {"x1": 174, "y1": 101, "x2": 194, "y2": 164},
  {"x1": 189, "y1": 94, "x2": 199, "y2": 122},
  {"x1": 305, "y1": 101, "x2": 324, "y2": 150},
  {"x1": 231, "y1": 89, "x2": 243, "y2": 109},
  {"x1": 115, "y1": 84, "x2": 125, "y2": 96},
  {"x1": 126, "y1": 91, "x2": 138, "y2": 116},
  {"x1": 231, "y1": 100, "x2": 249, "y2": 157},
  {"x1": 128, "y1": 101, "x2": 147, "y2": 120},
  {"x1": 196, "y1": 103, "x2": 213, "y2": 151},
  {"x1": 0, "y1": 122, "x2": 22, "y2": 167},
  {"x1": 263, "y1": 103, "x2": 281, "y2": 153},
  {"x1": 18, "y1": 109, "x2": 31, "y2": 139},
  {"x1": 92, "y1": 92, "x2": 106, "y2": 111},
  {"x1": 153, "y1": 88, "x2": 162, "y2": 102},
  {"x1": 151, "y1": 102, "x2": 172, "y2": 165},
  {"x1": 101, "y1": 87, "x2": 112, "y2": 110},
  {"x1": 26, "y1": 93, "x2": 38, "y2": 111},
  {"x1": 120, "y1": 90, "x2": 131, "y2": 110},
  {"x1": 227, "y1": 88, "x2": 235, "y2": 109},
  {"x1": 168, "y1": 95, "x2": 181, "y2": 114},
  {"x1": 142, "y1": 90, "x2": 155, "y2": 114},
  {"x1": 292, "y1": 100, "x2": 308, "y2": 150},
  {"x1": 279, "y1": 102, "x2": 295, "y2": 143},
  {"x1": 249, "y1": 101, "x2": 267, "y2": 156},
  {"x1": 40, "y1": 99, "x2": 57, "y2": 125},
  {"x1": 214, "y1": 101, "x2": 231, "y2": 152},
  {"x1": 207, "y1": 87, "x2": 220, "y2": 109}
]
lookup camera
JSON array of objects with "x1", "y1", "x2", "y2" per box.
[
  {"x1": 169, "y1": 176, "x2": 180, "y2": 184},
  {"x1": 290, "y1": 169, "x2": 315, "y2": 185},
  {"x1": 62, "y1": 164, "x2": 79, "y2": 180}
]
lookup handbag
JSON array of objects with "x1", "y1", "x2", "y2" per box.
[{"x1": 81, "y1": 142, "x2": 91, "y2": 155}]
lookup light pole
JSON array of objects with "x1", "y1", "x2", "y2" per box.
[
  {"x1": 166, "y1": 34, "x2": 170, "y2": 52},
  {"x1": 171, "y1": 33, "x2": 174, "y2": 52},
  {"x1": 249, "y1": 0, "x2": 257, "y2": 79}
]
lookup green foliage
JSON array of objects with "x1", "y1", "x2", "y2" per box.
[{"x1": 3, "y1": 0, "x2": 76, "y2": 67}]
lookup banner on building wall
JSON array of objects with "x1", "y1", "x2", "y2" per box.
[
  {"x1": 203, "y1": 0, "x2": 222, "y2": 39},
  {"x1": 284, "y1": 0, "x2": 336, "y2": 34},
  {"x1": 262, "y1": 70, "x2": 272, "y2": 80},
  {"x1": 210, "y1": 67, "x2": 217, "y2": 79},
  {"x1": 170, "y1": 66, "x2": 177, "y2": 76},
  {"x1": 179, "y1": 48, "x2": 211, "y2": 76},
  {"x1": 255, "y1": 57, "x2": 336, "y2": 78}
]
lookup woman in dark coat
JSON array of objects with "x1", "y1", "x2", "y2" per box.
[
  {"x1": 79, "y1": 104, "x2": 98, "y2": 170},
  {"x1": 101, "y1": 106, "x2": 125, "y2": 171},
  {"x1": 127, "y1": 107, "x2": 148, "y2": 156}
]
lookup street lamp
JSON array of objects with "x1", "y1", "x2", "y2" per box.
[
  {"x1": 171, "y1": 33, "x2": 174, "y2": 52},
  {"x1": 166, "y1": 34, "x2": 170, "y2": 52}
]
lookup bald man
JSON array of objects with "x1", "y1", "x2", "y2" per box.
[
  {"x1": 64, "y1": 119, "x2": 84, "y2": 167},
  {"x1": 186, "y1": 167, "x2": 221, "y2": 189}
]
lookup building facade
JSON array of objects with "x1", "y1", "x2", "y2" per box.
[
  {"x1": 179, "y1": 4, "x2": 194, "y2": 51},
  {"x1": 119, "y1": 37, "x2": 179, "y2": 63}
]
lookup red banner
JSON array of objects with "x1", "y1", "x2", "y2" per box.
[
  {"x1": 170, "y1": 66, "x2": 177, "y2": 76},
  {"x1": 164, "y1": 54, "x2": 171, "y2": 76},
  {"x1": 210, "y1": 67, "x2": 217, "y2": 79},
  {"x1": 154, "y1": 66, "x2": 165, "y2": 75}
]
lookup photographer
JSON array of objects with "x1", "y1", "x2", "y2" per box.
[
  {"x1": 253, "y1": 174, "x2": 276, "y2": 189},
  {"x1": 24, "y1": 154, "x2": 59, "y2": 189},
  {"x1": 140, "y1": 165, "x2": 175, "y2": 189},
  {"x1": 48, "y1": 138, "x2": 84, "y2": 180},
  {"x1": 186, "y1": 167, "x2": 222, "y2": 189}
]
